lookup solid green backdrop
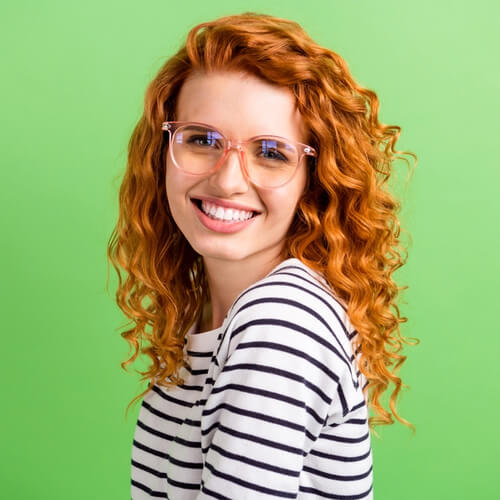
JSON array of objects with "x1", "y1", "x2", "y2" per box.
[{"x1": 2, "y1": 0, "x2": 499, "y2": 498}]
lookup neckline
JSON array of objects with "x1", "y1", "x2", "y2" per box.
[
  {"x1": 188, "y1": 257, "x2": 305, "y2": 337},
  {"x1": 186, "y1": 316, "x2": 221, "y2": 334},
  {"x1": 186, "y1": 321, "x2": 221, "y2": 351}
]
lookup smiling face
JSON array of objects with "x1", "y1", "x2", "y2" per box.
[{"x1": 165, "y1": 70, "x2": 308, "y2": 269}]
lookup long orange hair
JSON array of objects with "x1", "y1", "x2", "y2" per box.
[{"x1": 107, "y1": 12, "x2": 417, "y2": 428}]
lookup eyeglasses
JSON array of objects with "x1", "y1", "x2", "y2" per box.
[{"x1": 162, "y1": 121, "x2": 317, "y2": 189}]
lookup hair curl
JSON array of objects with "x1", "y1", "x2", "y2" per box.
[{"x1": 107, "y1": 12, "x2": 417, "y2": 428}]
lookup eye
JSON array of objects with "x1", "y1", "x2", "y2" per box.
[
  {"x1": 186, "y1": 133, "x2": 222, "y2": 149},
  {"x1": 255, "y1": 139, "x2": 292, "y2": 163},
  {"x1": 179, "y1": 127, "x2": 224, "y2": 150},
  {"x1": 261, "y1": 148, "x2": 287, "y2": 161}
]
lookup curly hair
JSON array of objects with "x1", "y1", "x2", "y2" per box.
[{"x1": 107, "y1": 12, "x2": 417, "y2": 428}]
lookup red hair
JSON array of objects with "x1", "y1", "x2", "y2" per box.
[{"x1": 107, "y1": 12, "x2": 417, "y2": 428}]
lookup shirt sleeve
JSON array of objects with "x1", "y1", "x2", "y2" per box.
[{"x1": 197, "y1": 290, "x2": 355, "y2": 499}]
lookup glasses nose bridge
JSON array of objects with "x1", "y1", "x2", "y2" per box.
[
  {"x1": 225, "y1": 138, "x2": 246, "y2": 155},
  {"x1": 221, "y1": 137, "x2": 247, "y2": 170}
]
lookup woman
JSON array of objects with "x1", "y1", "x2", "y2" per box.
[{"x1": 108, "y1": 12, "x2": 416, "y2": 499}]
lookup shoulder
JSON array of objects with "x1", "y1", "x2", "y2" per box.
[
  {"x1": 222, "y1": 258, "x2": 357, "y2": 374},
  {"x1": 230, "y1": 258, "x2": 355, "y2": 340}
]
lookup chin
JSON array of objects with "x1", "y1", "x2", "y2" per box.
[{"x1": 190, "y1": 241, "x2": 251, "y2": 262}]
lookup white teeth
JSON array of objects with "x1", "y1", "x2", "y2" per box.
[{"x1": 200, "y1": 200, "x2": 254, "y2": 222}]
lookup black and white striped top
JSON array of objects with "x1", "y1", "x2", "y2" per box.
[{"x1": 131, "y1": 258, "x2": 373, "y2": 499}]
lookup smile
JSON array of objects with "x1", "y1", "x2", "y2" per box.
[
  {"x1": 200, "y1": 200, "x2": 255, "y2": 223},
  {"x1": 191, "y1": 198, "x2": 260, "y2": 233}
]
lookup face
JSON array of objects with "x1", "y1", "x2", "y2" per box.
[{"x1": 165, "y1": 70, "x2": 308, "y2": 269}]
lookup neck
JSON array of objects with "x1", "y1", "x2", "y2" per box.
[{"x1": 201, "y1": 251, "x2": 284, "y2": 331}]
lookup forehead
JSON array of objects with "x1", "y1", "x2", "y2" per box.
[{"x1": 175, "y1": 70, "x2": 307, "y2": 142}]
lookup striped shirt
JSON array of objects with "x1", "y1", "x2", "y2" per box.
[{"x1": 131, "y1": 258, "x2": 373, "y2": 499}]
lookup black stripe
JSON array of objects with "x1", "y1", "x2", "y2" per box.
[
  {"x1": 272, "y1": 263, "x2": 326, "y2": 281},
  {"x1": 270, "y1": 264, "x2": 343, "y2": 307},
  {"x1": 233, "y1": 265, "x2": 349, "y2": 332},
  {"x1": 131, "y1": 458, "x2": 166, "y2": 479},
  {"x1": 200, "y1": 481, "x2": 232, "y2": 499},
  {"x1": 178, "y1": 383, "x2": 203, "y2": 391},
  {"x1": 131, "y1": 479, "x2": 167, "y2": 498},
  {"x1": 168, "y1": 455, "x2": 203, "y2": 469},
  {"x1": 184, "y1": 365, "x2": 208, "y2": 376},
  {"x1": 302, "y1": 463, "x2": 373, "y2": 481},
  {"x1": 166, "y1": 476, "x2": 201, "y2": 490},
  {"x1": 183, "y1": 418, "x2": 201, "y2": 427},
  {"x1": 348, "y1": 329, "x2": 358, "y2": 340},
  {"x1": 350, "y1": 400, "x2": 367, "y2": 413},
  {"x1": 136, "y1": 418, "x2": 174, "y2": 441},
  {"x1": 345, "y1": 417, "x2": 367, "y2": 425},
  {"x1": 140, "y1": 402, "x2": 200, "y2": 428},
  {"x1": 318, "y1": 431, "x2": 370, "y2": 444},
  {"x1": 203, "y1": 461, "x2": 297, "y2": 498},
  {"x1": 220, "y1": 362, "x2": 332, "y2": 403},
  {"x1": 326, "y1": 416, "x2": 368, "y2": 428},
  {"x1": 209, "y1": 382, "x2": 324, "y2": 424},
  {"x1": 187, "y1": 350, "x2": 213, "y2": 357},
  {"x1": 209, "y1": 443, "x2": 300, "y2": 477},
  {"x1": 235, "y1": 340, "x2": 340, "y2": 386},
  {"x1": 229, "y1": 318, "x2": 358, "y2": 389},
  {"x1": 152, "y1": 385, "x2": 194, "y2": 408},
  {"x1": 172, "y1": 435, "x2": 202, "y2": 448},
  {"x1": 235, "y1": 277, "x2": 352, "y2": 347},
  {"x1": 309, "y1": 447, "x2": 372, "y2": 462},
  {"x1": 337, "y1": 384, "x2": 349, "y2": 416},
  {"x1": 329, "y1": 417, "x2": 367, "y2": 427},
  {"x1": 133, "y1": 439, "x2": 168, "y2": 459},
  {"x1": 201, "y1": 423, "x2": 305, "y2": 456},
  {"x1": 270, "y1": 266, "x2": 347, "y2": 317},
  {"x1": 299, "y1": 483, "x2": 373, "y2": 499},
  {"x1": 237, "y1": 296, "x2": 354, "y2": 364},
  {"x1": 202, "y1": 402, "x2": 306, "y2": 433},
  {"x1": 142, "y1": 400, "x2": 183, "y2": 424},
  {"x1": 271, "y1": 265, "x2": 346, "y2": 311},
  {"x1": 133, "y1": 439, "x2": 203, "y2": 469}
]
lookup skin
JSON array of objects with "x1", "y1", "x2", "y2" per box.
[{"x1": 165, "y1": 70, "x2": 309, "y2": 331}]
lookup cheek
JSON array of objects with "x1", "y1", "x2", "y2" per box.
[
  {"x1": 165, "y1": 170, "x2": 175, "y2": 212},
  {"x1": 265, "y1": 192, "x2": 302, "y2": 225},
  {"x1": 165, "y1": 168, "x2": 174, "y2": 196},
  {"x1": 269, "y1": 169, "x2": 307, "y2": 219},
  {"x1": 165, "y1": 165, "x2": 187, "y2": 222},
  {"x1": 165, "y1": 160, "x2": 185, "y2": 198}
]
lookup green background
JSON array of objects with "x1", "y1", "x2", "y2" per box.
[{"x1": 2, "y1": 0, "x2": 499, "y2": 498}]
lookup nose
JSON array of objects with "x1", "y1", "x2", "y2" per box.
[{"x1": 207, "y1": 145, "x2": 250, "y2": 194}]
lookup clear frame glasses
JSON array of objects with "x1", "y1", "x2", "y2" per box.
[{"x1": 162, "y1": 121, "x2": 317, "y2": 189}]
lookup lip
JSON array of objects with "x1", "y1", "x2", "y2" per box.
[
  {"x1": 191, "y1": 199, "x2": 259, "y2": 233},
  {"x1": 190, "y1": 195, "x2": 261, "y2": 214}
]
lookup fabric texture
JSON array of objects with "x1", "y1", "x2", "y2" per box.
[{"x1": 131, "y1": 258, "x2": 373, "y2": 499}]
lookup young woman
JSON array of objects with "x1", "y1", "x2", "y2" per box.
[{"x1": 108, "y1": 12, "x2": 416, "y2": 499}]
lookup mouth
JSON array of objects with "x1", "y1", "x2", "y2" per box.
[{"x1": 191, "y1": 198, "x2": 260, "y2": 224}]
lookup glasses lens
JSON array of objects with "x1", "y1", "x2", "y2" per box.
[
  {"x1": 171, "y1": 125, "x2": 225, "y2": 174},
  {"x1": 246, "y1": 138, "x2": 298, "y2": 188}
]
